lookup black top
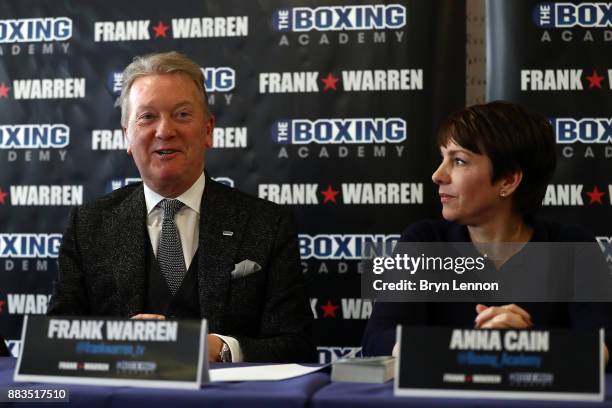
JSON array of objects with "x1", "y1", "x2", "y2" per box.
[{"x1": 361, "y1": 217, "x2": 612, "y2": 358}]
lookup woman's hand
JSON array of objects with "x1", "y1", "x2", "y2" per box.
[{"x1": 474, "y1": 304, "x2": 532, "y2": 329}]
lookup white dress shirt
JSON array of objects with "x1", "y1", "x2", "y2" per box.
[{"x1": 143, "y1": 173, "x2": 243, "y2": 362}]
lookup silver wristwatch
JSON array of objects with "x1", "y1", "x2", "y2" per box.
[{"x1": 219, "y1": 342, "x2": 232, "y2": 362}]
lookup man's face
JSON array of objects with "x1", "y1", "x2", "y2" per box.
[{"x1": 124, "y1": 73, "x2": 213, "y2": 197}]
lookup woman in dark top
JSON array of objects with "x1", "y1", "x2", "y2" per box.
[{"x1": 362, "y1": 101, "x2": 611, "y2": 362}]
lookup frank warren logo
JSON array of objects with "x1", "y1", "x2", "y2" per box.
[
  {"x1": 272, "y1": 118, "x2": 406, "y2": 144},
  {"x1": 108, "y1": 67, "x2": 235, "y2": 107},
  {"x1": 552, "y1": 117, "x2": 612, "y2": 160},
  {"x1": 0, "y1": 77, "x2": 85, "y2": 99},
  {"x1": 310, "y1": 298, "x2": 372, "y2": 320},
  {"x1": 273, "y1": 4, "x2": 407, "y2": 46},
  {"x1": 0, "y1": 124, "x2": 69, "y2": 163},
  {"x1": 92, "y1": 127, "x2": 247, "y2": 150},
  {"x1": 0, "y1": 17, "x2": 72, "y2": 56},
  {"x1": 534, "y1": 3, "x2": 612, "y2": 42},
  {"x1": 1, "y1": 294, "x2": 50, "y2": 315},
  {"x1": 259, "y1": 183, "x2": 422, "y2": 205},
  {"x1": 94, "y1": 16, "x2": 247, "y2": 42},
  {"x1": 0, "y1": 185, "x2": 82, "y2": 206},
  {"x1": 542, "y1": 184, "x2": 611, "y2": 206},
  {"x1": 520, "y1": 69, "x2": 610, "y2": 91},
  {"x1": 259, "y1": 69, "x2": 422, "y2": 93}
]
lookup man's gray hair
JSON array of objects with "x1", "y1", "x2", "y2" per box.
[{"x1": 115, "y1": 51, "x2": 209, "y2": 127}]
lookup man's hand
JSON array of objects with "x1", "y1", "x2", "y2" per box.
[
  {"x1": 130, "y1": 314, "x2": 166, "y2": 320},
  {"x1": 474, "y1": 304, "x2": 532, "y2": 329},
  {"x1": 207, "y1": 334, "x2": 224, "y2": 363}
]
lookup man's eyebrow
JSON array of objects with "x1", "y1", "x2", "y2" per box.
[
  {"x1": 132, "y1": 101, "x2": 195, "y2": 113},
  {"x1": 172, "y1": 101, "x2": 195, "y2": 109}
]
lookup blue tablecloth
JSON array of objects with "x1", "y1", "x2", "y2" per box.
[
  {"x1": 311, "y1": 378, "x2": 612, "y2": 408},
  {"x1": 5, "y1": 356, "x2": 612, "y2": 407},
  {"x1": 1, "y1": 357, "x2": 329, "y2": 408}
]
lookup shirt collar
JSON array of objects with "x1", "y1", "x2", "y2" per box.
[{"x1": 143, "y1": 173, "x2": 205, "y2": 215}]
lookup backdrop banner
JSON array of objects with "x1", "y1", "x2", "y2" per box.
[{"x1": 29, "y1": 1, "x2": 612, "y2": 364}]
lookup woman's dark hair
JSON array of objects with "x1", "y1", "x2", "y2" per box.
[{"x1": 437, "y1": 101, "x2": 556, "y2": 215}]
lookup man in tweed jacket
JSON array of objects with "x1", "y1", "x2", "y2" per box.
[{"x1": 47, "y1": 52, "x2": 315, "y2": 364}]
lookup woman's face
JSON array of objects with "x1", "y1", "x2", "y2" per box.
[{"x1": 432, "y1": 140, "x2": 507, "y2": 225}]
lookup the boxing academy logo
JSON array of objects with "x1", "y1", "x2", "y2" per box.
[
  {"x1": 597, "y1": 236, "x2": 612, "y2": 273},
  {"x1": 318, "y1": 346, "x2": 362, "y2": 364},
  {"x1": 0, "y1": 234, "x2": 61, "y2": 258},
  {"x1": 106, "y1": 176, "x2": 235, "y2": 193},
  {"x1": 92, "y1": 127, "x2": 247, "y2": 151},
  {"x1": 259, "y1": 182, "x2": 423, "y2": 205},
  {"x1": 272, "y1": 4, "x2": 407, "y2": 46},
  {"x1": 299, "y1": 233, "x2": 399, "y2": 274},
  {"x1": 273, "y1": 118, "x2": 406, "y2": 144},
  {"x1": 0, "y1": 77, "x2": 85, "y2": 99},
  {"x1": 5, "y1": 340, "x2": 20, "y2": 358},
  {"x1": 0, "y1": 17, "x2": 72, "y2": 56},
  {"x1": 271, "y1": 117, "x2": 407, "y2": 160},
  {"x1": 533, "y1": 3, "x2": 612, "y2": 42},
  {"x1": 551, "y1": 117, "x2": 612, "y2": 159},
  {"x1": 108, "y1": 67, "x2": 236, "y2": 107},
  {"x1": 93, "y1": 15, "x2": 247, "y2": 42},
  {"x1": 0, "y1": 233, "x2": 61, "y2": 274},
  {"x1": 0, "y1": 185, "x2": 83, "y2": 206},
  {"x1": 259, "y1": 69, "x2": 423, "y2": 93},
  {"x1": 542, "y1": 184, "x2": 610, "y2": 206},
  {"x1": 310, "y1": 297, "x2": 373, "y2": 320},
  {"x1": 105, "y1": 177, "x2": 142, "y2": 193},
  {"x1": 0, "y1": 124, "x2": 70, "y2": 163},
  {"x1": 520, "y1": 69, "x2": 610, "y2": 91},
  {"x1": 1, "y1": 294, "x2": 50, "y2": 315}
]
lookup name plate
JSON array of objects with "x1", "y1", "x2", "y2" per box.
[
  {"x1": 14, "y1": 315, "x2": 209, "y2": 389},
  {"x1": 395, "y1": 326, "x2": 604, "y2": 401}
]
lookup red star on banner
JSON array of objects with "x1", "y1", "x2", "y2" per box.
[
  {"x1": 321, "y1": 73, "x2": 339, "y2": 91},
  {"x1": 320, "y1": 300, "x2": 339, "y2": 318},
  {"x1": 585, "y1": 70, "x2": 605, "y2": 89},
  {"x1": 0, "y1": 188, "x2": 7, "y2": 205},
  {"x1": 0, "y1": 82, "x2": 10, "y2": 98},
  {"x1": 320, "y1": 185, "x2": 339, "y2": 203},
  {"x1": 152, "y1": 21, "x2": 169, "y2": 38},
  {"x1": 586, "y1": 185, "x2": 605, "y2": 204}
]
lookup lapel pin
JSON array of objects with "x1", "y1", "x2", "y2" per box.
[{"x1": 222, "y1": 231, "x2": 234, "y2": 236}]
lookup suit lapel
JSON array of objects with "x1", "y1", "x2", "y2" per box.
[
  {"x1": 197, "y1": 178, "x2": 245, "y2": 332},
  {"x1": 102, "y1": 185, "x2": 148, "y2": 317}
]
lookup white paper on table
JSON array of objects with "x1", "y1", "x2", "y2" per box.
[{"x1": 209, "y1": 364, "x2": 324, "y2": 382}]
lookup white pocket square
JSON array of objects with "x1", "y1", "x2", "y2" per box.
[{"x1": 231, "y1": 260, "x2": 262, "y2": 279}]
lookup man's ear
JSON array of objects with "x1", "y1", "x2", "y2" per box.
[
  {"x1": 123, "y1": 127, "x2": 132, "y2": 155},
  {"x1": 203, "y1": 115, "x2": 215, "y2": 149},
  {"x1": 499, "y1": 169, "x2": 523, "y2": 196}
]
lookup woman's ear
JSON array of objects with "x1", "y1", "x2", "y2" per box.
[{"x1": 499, "y1": 169, "x2": 523, "y2": 197}]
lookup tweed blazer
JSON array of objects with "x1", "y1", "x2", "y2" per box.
[{"x1": 48, "y1": 177, "x2": 315, "y2": 363}]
